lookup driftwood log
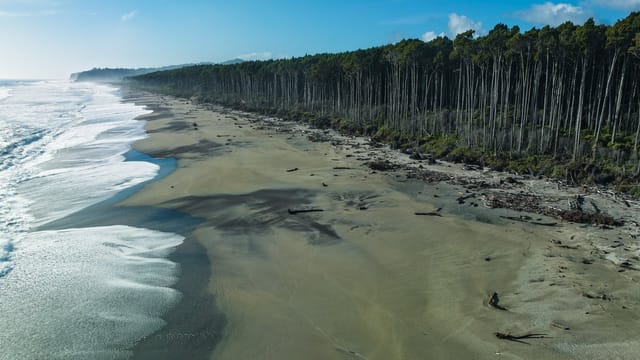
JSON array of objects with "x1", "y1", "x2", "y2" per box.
[
  {"x1": 415, "y1": 212, "x2": 442, "y2": 217},
  {"x1": 495, "y1": 332, "x2": 548, "y2": 344},
  {"x1": 288, "y1": 208, "x2": 324, "y2": 215},
  {"x1": 488, "y1": 292, "x2": 508, "y2": 311}
]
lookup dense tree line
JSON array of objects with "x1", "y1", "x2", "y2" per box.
[{"x1": 131, "y1": 13, "x2": 640, "y2": 185}]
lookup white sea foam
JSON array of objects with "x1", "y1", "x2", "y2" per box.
[
  {"x1": 0, "y1": 87, "x2": 10, "y2": 101},
  {"x1": 0, "y1": 81, "x2": 184, "y2": 358},
  {"x1": 0, "y1": 81, "x2": 156, "y2": 271},
  {"x1": 0, "y1": 226, "x2": 184, "y2": 360}
]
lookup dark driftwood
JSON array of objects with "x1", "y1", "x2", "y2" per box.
[
  {"x1": 288, "y1": 208, "x2": 324, "y2": 215},
  {"x1": 286, "y1": 167, "x2": 299, "y2": 172},
  {"x1": 456, "y1": 193, "x2": 475, "y2": 204},
  {"x1": 495, "y1": 332, "x2": 548, "y2": 344},
  {"x1": 488, "y1": 292, "x2": 508, "y2": 311},
  {"x1": 500, "y1": 215, "x2": 556, "y2": 226},
  {"x1": 366, "y1": 160, "x2": 397, "y2": 171},
  {"x1": 415, "y1": 212, "x2": 442, "y2": 217},
  {"x1": 530, "y1": 221, "x2": 557, "y2": 226},
  {"x1": 333, "y1": 166, "x2": 352, "y2": 170},
  {"x1": 500, "y1": 215, "x2": 531, "y2": 222}
]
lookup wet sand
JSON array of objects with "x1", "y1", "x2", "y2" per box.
[{"x1": 122, "y1": 89, "x2": 640, "y2": 359}]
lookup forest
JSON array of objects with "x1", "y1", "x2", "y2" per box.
[{"x1": 130, "y1": 12, "x2": 640, "y2": 193}]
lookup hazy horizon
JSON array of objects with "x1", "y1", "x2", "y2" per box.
[{"x1": 1, "y1": 0, "x2": 639, "y2": 79}]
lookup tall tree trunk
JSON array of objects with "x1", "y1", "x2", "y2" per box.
[{"x1": 593, "y1": 48, "x2": 620, "y2": 159}]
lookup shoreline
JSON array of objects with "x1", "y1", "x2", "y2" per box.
[
  {"x1": 119, "y1": 86, "x2": 640, "y2": 359},
  {"x1": 120, "y1": 90, "x2": 226, "y2": 360},
  {"x1": 40, "y1": 89, "x2": 225, "y2": 360}
]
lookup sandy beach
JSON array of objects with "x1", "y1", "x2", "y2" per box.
[{"x1": 121, "y1": 88, "x2": 640, "y2": 360}]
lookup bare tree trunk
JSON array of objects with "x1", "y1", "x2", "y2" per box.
[
  {"x1": 593, "y1": 48, "x2": 620, "y2": 159},
  {"x1": 611, "y1": 57, "x2": 627, "y2": 145},
  {"x1": 574, "y1": 58, "x2": 588, "y2": 160}
]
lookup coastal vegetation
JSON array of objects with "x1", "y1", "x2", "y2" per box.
[{"x1": 130, "y1": 12, "x2": 640, "y2": 194}]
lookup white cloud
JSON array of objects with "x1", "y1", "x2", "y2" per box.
[
  {"x1": 421, "y1": 31, "x2": 446, "y2": 42},
  {"x1": 120, "y1": 10, "x2": 137, "y2": 22},
  {"x1": 238, "y1": 52, "x2": 274, "y2": 61},
  {"x1": 591, "y1": 0, "x2": 640, "y2": 9},
  {"x1": 514, "y1": 2, "x2": 591, "y2": 26},
  {"x1": 448, "y1": 13, "x2": 483, "y2": 37}
]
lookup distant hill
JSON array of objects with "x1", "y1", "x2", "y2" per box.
[
  {"x1": 219, "y1": 58, "x2": 244, "y2": 65},
  {"x1": 71, "y1": 60, "x2": 244, "y2": 82},
  {"x1": 70, "y1": 65, "x2": 186, "y2": 82}
]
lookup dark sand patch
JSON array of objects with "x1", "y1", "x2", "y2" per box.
[
  {"x1": 166, "y1": 189, "x2": 341, "y2": 247},
  {"x1": 146, "y1": 139, "x2": 225, "y2": 159},
  {"x1": 146, "y1": 120, "x2": 197, "y2": 134}
]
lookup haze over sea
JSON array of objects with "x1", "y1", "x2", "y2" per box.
[{"x1": 0, "y1": 80, "x2": 184, "y2": 359}]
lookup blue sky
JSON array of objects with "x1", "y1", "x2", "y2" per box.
[{"x1": 0, "y1": 0, "x2": 638, "y2": 79}]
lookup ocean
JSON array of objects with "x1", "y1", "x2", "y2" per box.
[{"x1": 0, "y1": 80, "x2": 184, "y2": 359}]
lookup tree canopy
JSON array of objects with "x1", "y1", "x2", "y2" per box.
[{"x1": 131, "y1": 12, "x2": 640, "y2": 186}]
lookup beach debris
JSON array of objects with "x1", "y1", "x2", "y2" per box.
[
  {"x1": 500, "y1": 176, "x2": 523, "y2": 185},
  {"x1": 484, "y1": 192, "x2": 622, "y2": 226},
  {"x1": 551, "y1": 322, "x2": 571, "y2": 331},
  {"x1": 620, "y1": 260, "x2": 636, "y2": 270},
  {"x1": 414, "y1": 211, "x2": 442, "y2": 217},
  {"x1": 287, "y1": 207, "x2": 324, "y2": 215},
  {"x1": 495, "y1": 332, "x2": 548, "y2": 344},
  {"x1": 500, "y1": 215, "x2": 531, "y2": 222},
  {"x1": 582, "y1": 291, "x2": 612, "y2": 301},
  {"x1": 556, "y1": 243, "x2": 579, "y2": 250},
  {"x1": 335, "y1": 346, "x2": 367, "y2": 359},
  {"x1": 307, "y1": 132, "x2": 333, "y2": 142},
  {"x1": 322, "y1": 182, "x2": 328, "y2": 187},
  {"x1": 456, "y1": 193, "x2": 475, "y2": 204},
  {"x1": 488, "y1": 292, "x2": 508, "y2": 311},
  {"x1": 408, "y1": 151, "x2": 436, "y2": 164},
  {"x1": 286, "y1": 167, "x2": 299, "y2": 172},
  {"x1": 530, "y1": 221, "x2": 557, "y2": 227},
  {"x1": 333, "y1": 166, "x2": 352, "y2": 170},
  {"x1": 366, "y1": 160, "x2": 398, "y2": 172},
  {"x1": 556, "y1": 209, "x2": 621, "y2": 226},
  {"x1": 611, "y1": 241, "x2": 624, "y2": 248}
]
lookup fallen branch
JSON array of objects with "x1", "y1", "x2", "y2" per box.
[
  {"x1": 500, "y1": 215, "x2": 531, "y2": 222},
  {"x1": 286, "y1": 167, "x2": 299, "y2": 172},
  {"x1": 530, "y1": 221, "x2": 557, "y2": 227},
  {"x1": 335, "y1": 346, "x2": 367, "y2": 359},
  {"x1": 288, "y1": 208, "x2": 324, "y2": 215},
  {"x1": 415, "y1": 212, "x2": 442, "y2": 217},
  {"x1": 495, "y1": 332, "x2": 548, "y2": 344}
]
